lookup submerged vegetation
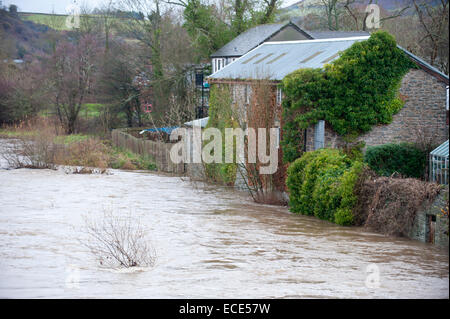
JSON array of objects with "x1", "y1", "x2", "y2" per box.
[
  {"x1": 286, "y1": 147, "x2": 444, "y2": 235},
  {"x1": 0, "y1": 119, "x2": 156, "y2": 171}
]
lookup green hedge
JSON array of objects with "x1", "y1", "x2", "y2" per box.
[
  {"x1": 286, "y1": 149, "x2": 364, "y2": 225},
  {"x1": 364, "y1": 143, "x2": 427, "y2": 178}
]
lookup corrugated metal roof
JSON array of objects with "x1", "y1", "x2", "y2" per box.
[
  {"x1": 208, "y1": 36, "x2": 369, "y2": 81},
  {"x1": 430, "y1": 140, "x2": 449, "y2": 157}
]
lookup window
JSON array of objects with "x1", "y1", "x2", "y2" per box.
[
  {"x1": 217, "y1": 59, "x2": 222, "y2": 70},
  {"x1": 254, "y1": 53, "x2": 274, "y2": 64},
  {"x1": 314, "y1": 120, "x2": 325, "y2": 150},
  {"x1": 276, "y1": 87, "x2": 283, "y2": 105},
  {"x1": 275, "y1": 127, "x2": 280, "y2": 149},
  {"x1": 300, "y1": 51, "x2": 323, "y2": 64},
  {"x1": 321, "y1": 53, "x2": 339, "y2": 64},
  {"x1": 242, "y1": 54, "x2": 261, "y2": 64},
  {"x1": 212, "y1": 59, "x2": 216, "y2": 73}
]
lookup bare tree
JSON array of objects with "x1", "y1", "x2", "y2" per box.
[
  {"x1": 81, "y1": 210, "x2": 156, "y2": 268},
  {"x1": 412, "y1": 0, "x2": 449, "y2": 73},
  {"x1": 48, "y1": 35, "x2": 100, "y2": 134}
]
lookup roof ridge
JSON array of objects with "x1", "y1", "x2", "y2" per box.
[{"x1": 263, "y1": 36, "x2": 370, "y2": 45}]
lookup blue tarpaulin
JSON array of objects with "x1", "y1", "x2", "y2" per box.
[{"x1": 139, "y1": 127, "x2": 179, "y2": 135}]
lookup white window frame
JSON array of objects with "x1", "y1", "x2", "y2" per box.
[{"x1": 276, "y1": 87, "x2": 283, "y2": 105}]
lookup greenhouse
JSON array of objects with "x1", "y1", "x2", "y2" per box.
[{"x1": 430, "y1": 140, "x2": 449, "y2": 185}]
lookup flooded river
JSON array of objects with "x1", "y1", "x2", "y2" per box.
[{"x1": 0, "y1": 140, "x2": 448, "y2": 298}]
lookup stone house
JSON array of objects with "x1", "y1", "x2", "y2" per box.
[
  {"x1": 207, "y1": 36, "x2": 449, "y2": 191},
  {"x1": 303, "y1": 49, "x2": 449, "y2": 153}
]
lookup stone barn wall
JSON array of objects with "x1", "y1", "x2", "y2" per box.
[{"x1": 304, "y1": 69, "x2": 449, "y2": 151}]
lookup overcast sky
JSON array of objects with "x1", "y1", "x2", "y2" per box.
[{"x1": 2, "y1": 0, "x2": 301, "y2": 14}]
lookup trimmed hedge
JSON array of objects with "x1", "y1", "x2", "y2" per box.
[
  {"x1": 286, "y1": 149, "x2": 364, "y2": 225},
  {"x1": 364, "y1": 143, "x2": 427, "y2": 178}
]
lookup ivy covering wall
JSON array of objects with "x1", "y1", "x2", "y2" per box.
[
  {"x1": 203, "y1": 84, "x2": 239, "y2": 185},
  {"x1": 281, "y1": 31, "x2": 417, "y2": 163}
]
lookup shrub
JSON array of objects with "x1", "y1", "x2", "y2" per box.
[
  {"x1": 355, "y1": 175, "x2": 442, "y2": 236},
  {"x1": 364, "y1": 143, "x2": 427, "y2": 178},
  {"x1": 286, "y1": 149, "x2": 364, "y2": 225},
  {"x1": 81, "y1": 210, "x2": 156, "y2": 268}
]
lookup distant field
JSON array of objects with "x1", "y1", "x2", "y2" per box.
[
  {"x1": 19, "y1": 12, "x2": 136, "y2": 32},
  {"x1": 20, "y1": 13, "x2": 70, "y2": 30}
]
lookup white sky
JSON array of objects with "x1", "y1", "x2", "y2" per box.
[
  {"x1": 2, "y1": 0, "x2": 301, "y2": 14},
  {"x1": 3, "y1": 0, "x2": 116, "y2": 14}
]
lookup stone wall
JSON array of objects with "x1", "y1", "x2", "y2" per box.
[
  {"x1": 409, "y1": 189, "x2": 449, "y2": 248},
  {"x1": 305, "y1": 69, "x2": 449, "y2": 152}
]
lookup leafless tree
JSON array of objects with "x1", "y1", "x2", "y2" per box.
[
  {"x1": 48, "y1": 35, "x2": 100, "y2": 134},
  {"x1": 412, "y1": 0, "x2": 449, "y2": 73},
  {"x1": 81, "y1": 210, "x2": 156, "y2": 268}
]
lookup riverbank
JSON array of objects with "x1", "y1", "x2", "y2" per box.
[{"x1": 0, "y1": 122, "x2": 157, "y2": 171}]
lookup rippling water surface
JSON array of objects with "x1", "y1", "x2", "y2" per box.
[{"x1": 0, "y1": 139, "x2": 448, "y2": 298}]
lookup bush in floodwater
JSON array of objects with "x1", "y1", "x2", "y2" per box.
[
  {"x1": 1, "y1": 125, "x2": 58, "y2": 169},
  {"x1": 354, "y1": 175, "x2": 442, "y2": 236},
  {"x1": 81, "y1": 210, "x2": 156, "y2": 268},
  {"x1": 286, "y1": 149, "x2": 365, "y2": 225}
]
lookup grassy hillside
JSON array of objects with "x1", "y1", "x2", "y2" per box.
[{"x1": 19, "y1": 12, "x2": 69, "y2": 31}]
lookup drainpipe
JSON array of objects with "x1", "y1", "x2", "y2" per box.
[{"x1": 303, "y1": 129, "x2": 307, "y2": 152}]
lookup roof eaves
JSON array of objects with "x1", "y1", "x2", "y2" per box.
[{"x1": 398, "y1": 45, "x2": 449, "y2": 84}]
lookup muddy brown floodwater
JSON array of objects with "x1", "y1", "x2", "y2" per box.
[{"x1": 0, "y1": 139, "x2": 448, "y2": 298}]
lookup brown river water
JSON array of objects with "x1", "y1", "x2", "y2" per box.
[{"x1": 0, "y1": 139, "x2": 448, "y2": 298}]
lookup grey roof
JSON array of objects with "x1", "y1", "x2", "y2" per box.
[
  {"x1": 307, "y1": 31, "x2": 370, "y2": 39},
  {"x1": 289, "y1": 16, "x2": 369, "y2": 39},
  {"x1": 430, "y1": 140, "x2": 449, "y2": 157},
  {"x1": 208, "y1": 36, "x2": 369, "y2": 81},
  {"x1": 210, "y1": 21, "x2": 370, "y2": 58},
  {"x1": 211, "y1": 23, "x2": 291, "y2": 58}
]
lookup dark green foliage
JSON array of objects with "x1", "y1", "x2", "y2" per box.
[
  {"x1": 364, "y1": 143, "x2": 427, "y2": 178},
  {"x1": 281, "y1": 31, "x2": 417, "y2": 163},
  {"x1": 183, "y1": 0, "x2": 234, "y2": 59},
  {"x1": 286, "y1": 149, "x2": 364, "y2": 225},
  {"x1": 182, "y1": 0, "x2": 281, "y2": 60}
]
